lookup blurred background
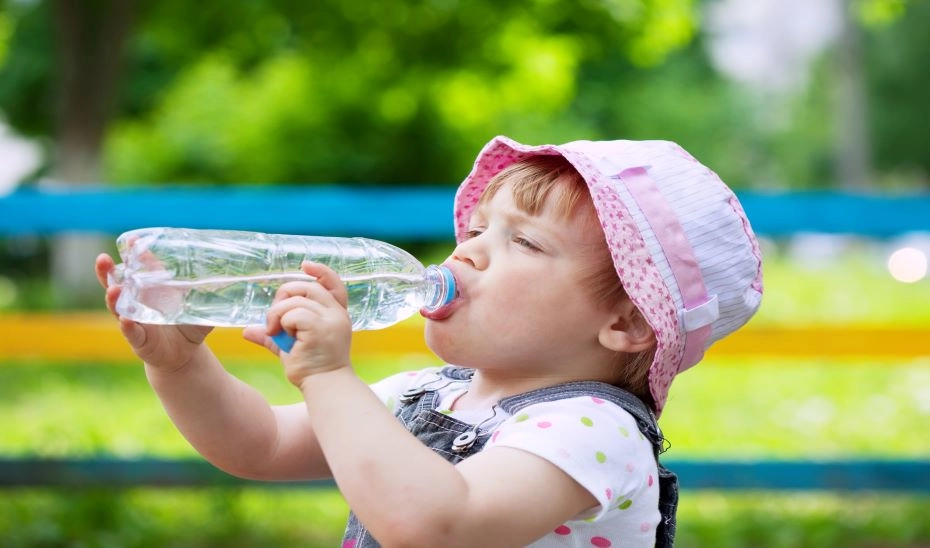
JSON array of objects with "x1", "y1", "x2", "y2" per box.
[{"x1": 0, "y1": 0, "x2": 928, "y2": 546}]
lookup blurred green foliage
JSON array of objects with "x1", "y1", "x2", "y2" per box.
[
  {"x1": 0, "y1": 2, "x2": 928, "y2": 545},
  {"x1": 2, "y1": 357, "x2": 929, "y2": 458},
  {"x1": 750, "y1": 247, "x2": 930, "y2": 327},
  {"x1": 1, "y1": 357, "x2": 929, "y2": 547},
  {"x1": 0, "y1": 0, "x2": 928, "y2": 189},
  {"x1": 0, "y1": 489, "x2": 928, "y2": 547}
]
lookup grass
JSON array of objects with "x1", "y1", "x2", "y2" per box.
[
  {"x1": 1, "y1": 357, "x2": 929, "y2": 458},
  {"x1": 1, "y1": 358, "x2": 929, "y2": 546},
  {"x1": 0, "y1": 488, "x2": 350, "y2": 548},
  {"x1": 1, "y1": 249, "x2": 929, "y2": 545},
  {"x1": 0, "y1": 489, "x2": 928, "y2": 548},
  {"x1": 751, "y1": 245, "x2": 930, "y2": 327}
]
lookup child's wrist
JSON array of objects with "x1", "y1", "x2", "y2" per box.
[
  {"x1": 295, "y1": 364, "x2": 356, "y2": 395},
  {"x1": 143, "y1": 342, "x2": 208, "y2": 376}
]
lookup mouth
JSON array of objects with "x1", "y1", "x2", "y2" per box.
[
  {"x1": 420, "y1": 298, "x2": 459, "y2": 321},
  {"x1": 420, "y1": 263, "x2": 462, "y2": 321}
]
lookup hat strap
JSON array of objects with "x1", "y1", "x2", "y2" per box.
[{"x1": 617, "y1": 166, "x2": 718, "y2": 372}]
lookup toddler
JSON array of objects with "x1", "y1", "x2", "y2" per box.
[{"x1": 96, "y1": 135, "x2": 763, "y2": 547}]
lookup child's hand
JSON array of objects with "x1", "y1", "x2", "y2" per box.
[
  {"x1": 261, "y1": 261, "x2": 353, "y2": 388},
  {"x1": 95, "y1": 253, "x2": 212, "y2": 370}
]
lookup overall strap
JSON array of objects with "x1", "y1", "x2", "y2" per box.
[
  {"x1": 497, "y1": 378, "x2": 667, "y2": 458},
  {"x1": 438, "y1": 364, "x2": 476, "y2": 381},
  {"x1": 494, "y1": 375, "x2": 678, "y2": 548}
]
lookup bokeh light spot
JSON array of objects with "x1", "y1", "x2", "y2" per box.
[{"x1": 887, "y1": 247, "x2": 928, "y2": 283}]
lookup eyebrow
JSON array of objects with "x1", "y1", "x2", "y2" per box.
[
  {"x1": 472, "y1": 202, "x2": 543, "y2": 228},
  {"x1": 477, "y1": 203, "x2": 582, "y2": 253}
]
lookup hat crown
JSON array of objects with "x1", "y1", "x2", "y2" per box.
[{"x1": 453, "y1": 136, "x2": 764, "y2": 414}]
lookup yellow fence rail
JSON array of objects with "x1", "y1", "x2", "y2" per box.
[{"x1": 1, "y1": 313, "x2": 927, "y2": 363}]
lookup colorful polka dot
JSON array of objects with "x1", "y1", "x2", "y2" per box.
[
  {"x1": 626, "y1": 462, "x2": 635, "y2": 473},
  {"x1": 554, "y1": 525, "x2": 571, "y2": 535},
  {"x1": 581, "y1": 416, "x2": 594, "y2": 427},
  {"x1": 491, "y1": 431, "x2": 501, "y2": 443},
  {"x1": 595, "y1": 451, "x2": 607, "y2": 463},
  {"x1": 591, "y1": 536, "x2": 612, "y2": 547},
  {"x1": 605, "y1": 487, "x2": 613, "y2": 500},
  {"x1": 515, "y1": 413, "x2": 529, "y2": 423},
  {"x1": 537, "y1": 421, "x2": 553, "y2": 429},
  {"x1": 648, "y1": 474, "x2": 654, "y2": 487},
  {"x1": 618, "y1": 426, "x2": 629, "y2": 437},
  {"x1": 618, "y1": 499, "x2": 632, "y2": 510},
  {"x1": 640, "y1": 522, "x2": 652, "y2": 533},
  {"x1": 342, "y1": 540, "x2": 356, "y2": 548},
  {"x1": 591, "y1": 397, "x2": 605, "y2": 404}
]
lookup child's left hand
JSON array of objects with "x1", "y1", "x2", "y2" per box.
[{"x1": 244, "y1": 261, "x2": 353, "y2": 388}]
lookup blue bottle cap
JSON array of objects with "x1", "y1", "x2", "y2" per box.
[
  {"x1": 437, "y1": 265, "x2": 457, "y2": 306},
  {"x1": 271, "y1": 331, "x2": 296, "y2": 353}
]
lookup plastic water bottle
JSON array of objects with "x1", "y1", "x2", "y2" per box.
[{"x1": 109, "y1": 227, "x2": 456, "y2": 351}]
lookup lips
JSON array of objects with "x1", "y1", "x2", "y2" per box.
[
  {"x1": 421, "y1": 263, "x2": 463, "y2": 321},
  {"x1": 420, "y1": 299, "x2": 457, "y2": 321}
]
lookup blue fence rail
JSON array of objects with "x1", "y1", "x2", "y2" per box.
[
  {"x1": 1, "y1": 185, "x2": 929, "y2": 492},
  {"x1": 2, "y1": 458, "x2": 928, "y2": 492},
  {"x1": 2, "y1": 185, "x2": 930, "y2": 238}
]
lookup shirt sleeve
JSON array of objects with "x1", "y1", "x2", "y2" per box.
[
  {"x1": 485, "y1": 396, "x2": 659, "y2": 521},
  {"x1": 368, "y1": 366, "x2": 443, "y2": 413}
]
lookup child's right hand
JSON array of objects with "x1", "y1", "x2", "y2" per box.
[{"x1": 95, "y1": 253, "x2": 212, "y2": 370}]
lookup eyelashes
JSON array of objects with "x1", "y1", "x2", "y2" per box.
[
  {"x1": 512, "y1": 237, "x2": 541, "y2": 252},
  {"x1": 463, "y1": 228, "x2": 542, "y2": 253}
]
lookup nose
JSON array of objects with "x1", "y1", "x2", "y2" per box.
[{"x1": 451, "y1": 234, "x2": 488, "y2": 270}]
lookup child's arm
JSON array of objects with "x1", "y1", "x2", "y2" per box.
[
  {"x1": 307, "y1": 369, "x2": 598, "y2": 546},
  {"x1": 268, "y1": 262, "x2": 598, "y2": 546},
  {"x1": 143, "y1": 344, "x2": 331, "y2": 481},
  {"x1": 95, "y1": 253, "x2": 330, "y2": 481}
]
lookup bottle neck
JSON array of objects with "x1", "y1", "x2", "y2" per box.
[{"x1": 422, "y1": 265, "x2": 456, "y2": 312}]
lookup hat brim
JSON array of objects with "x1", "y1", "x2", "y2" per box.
[{"x1": 452, "y1": 136, "x2": 683, "y2": 415}]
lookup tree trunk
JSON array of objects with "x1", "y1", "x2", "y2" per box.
[
  {"x1": 48, "y1": 0, "x2": 134, "y2": 307},
  {"x1": 833, "y1": 0, "x2": 871, "y2": 191}
]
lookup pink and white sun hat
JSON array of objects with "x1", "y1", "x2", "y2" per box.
[{"x1": 453, "y1": 136, "x2": 764, "y2": 415}]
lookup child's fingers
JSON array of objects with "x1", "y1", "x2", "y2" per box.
[
  {"x1": 242, "y1": 325, "x2": 282, "y2": 355},
  {"x1": 137, "y1": 247, "x2": 165, "y2": 271},
  {"x1": 94, "y1": 253, "x2": 115, "y2": 288},
  {"x1": 123, "y1": 235, "x2": 169, "y2": 274},
  {"x1": 105, "y1": 285, "x2": 122, "y2": 316},
  {"x1": 242, "y1": 325, "x2": 265, "y2": 346},
  {"x1": 264, "y1": 293, "x2": 330, "y2": 336},
  {"x1": 299, "y1": 261, "x2": 349, "y2": 307},
  {"x1": 279, "y1": 306, "x2": 318, "y2": 338},
  {"x1": 118, "y1": 317, "x2": 147, "y2": 348}
]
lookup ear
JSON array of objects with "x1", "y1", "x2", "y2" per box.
[{"x1": 598, "y1": 300, "x2": 656, "y2": 353}]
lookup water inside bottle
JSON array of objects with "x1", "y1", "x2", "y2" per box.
[
  {"x1": 117, "y1": 271, "x2": 431, "y2": 330},
  {"x1": 342, "y1": 273, "x2": 429, "y2": 330}
]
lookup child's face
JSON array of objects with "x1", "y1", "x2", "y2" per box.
[{"x1": 424, "y1": 180, "x2": 617, "y2": 377}]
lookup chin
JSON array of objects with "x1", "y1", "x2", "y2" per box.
[
  {"x1": 423, "y1": 321, "x2": 470, "y2": 366},
  {"x1": 423, "y1": 321, "x2": 450, "y2": 360}
]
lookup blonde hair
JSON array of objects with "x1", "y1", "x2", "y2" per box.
[{"x1": 480, "y1": 156, "x2": 656, "y2": 409}]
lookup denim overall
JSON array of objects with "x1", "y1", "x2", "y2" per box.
[{"x1": 343, "y1": 367, "x2": 678, "y2": 547}]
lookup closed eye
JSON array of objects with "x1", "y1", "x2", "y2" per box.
[{"x1": 513, "y1": 236, "x2": 541, "y2": 252}]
